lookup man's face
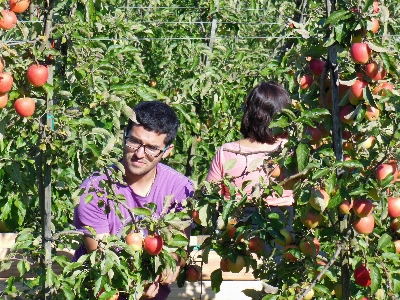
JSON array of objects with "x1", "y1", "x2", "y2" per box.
[{"x1": 122, "y1": 125, "x2": 173, "y2": 179}]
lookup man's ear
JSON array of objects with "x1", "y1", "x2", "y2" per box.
[{"x1": 162, "y1": 144, "x2": 174, "y2": 159}]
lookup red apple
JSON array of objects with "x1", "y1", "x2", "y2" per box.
[
  {"x1": 143, "y1": 235, "x2": 164, "y2": 255},
  {"x1": 125, "y1": 232, "x2": 143, "y2": 251},
  {"x1": 14, "y1": 97, "x2": 35, "y2": 117},
  {"x1": 248, "y1": 236, "x2": 264, "y2": 253},
  {"x1": 365, "y1": 61, "x2": 378, "y2": 79},
  {"x1": 369, "y1": 18, "x2": 380, "y2": 34},
  {"x1": 350, "y1": 79, "x2": 368, "y2": 100},
  {"x1": 350, "y1": 43, "x2": 371, "y2": 64},
  {"x1": 342, "y1": 130, "x2": 352, "y2": 140},
  {"x1": 339, "y1": 199, "x2": 353, "y2": 214},
  {"x1": 373, "y1": 82, "x2": 394, "y2": 95},
  {"x1": 356, "y1": 135, "x2": 375, "y2": 149},
  {"x1": 226, "y1": 255, "x2": 245, "y2": 273},
  {"x1": 299, "y1": 74, "x2": 313, "y2": 90},
  {"x1": 226, "y1": 218, "x2": 237, "y2": 238},
  {"x1": 304, "y1": 126, "x2": 322, "y2": 144},
  {"x1": 192, "y1": 210, "x2": 201, "y2": 225},
  {"x1": 388, "y1": 197, "x2": 400, "y2": 218},
  {"x1": 340, "y1": 106, "x2": 355, "y2": 125},
  {"x1": 27, "y1": 64, "x2": 49, "y2": 87},
  {"x1": 376, "y1": 163, "x2": 398, "y2": 184},
  {"x1": 0, "y1": 10, "x2": 17, "y2": 30},
  {"x1": 299, "y1": 237, "x2": 320, "y2": 257},
  {"x1": 365, "y1": 106, "x2": 379, "y2": 121},
  {"x1": 302, "y1": 211, "x2": 323, "y2": 228},
  {"x1": 0, "y1": 72, "x2": 13, "y2": 94},
  {"x1": 394, "y1": 240, "x2": 400, "y2": 253},
  {"x1": 391, "y1": 218, "x2": 400, "y2": 234},
  {"x1": 269, "y1": 164, "x2": 281, "y2": 178},
  {"x1": 371, "y1": 67, "x2": 387, "y2": 81},
  {"x1": 220, "y1": 258, "x2": 230, "y2": 272},
  {"x1": 353, "y1": 199, "x2": 374, "y2": 217},
  {"x1": 9, "y1": 0, "x2": 31, "y2": 13},
  {"x1": 309, "y1": 59, "x2": 325, "y2": 76},
  {"x1": 352, "y1": 214, "x2": 375, "y2": 234},
  {"x1": 349, "y1": 91, "x2": 361, "y2": 105},
  {"x1": 309, "y1": 188, "x2": 330, "y2": 211},
  {"x1": 283, "y1": 245, "x2": 299, "y2": 262},
  {"x1": 0, "y1": 93, "x2": 8, "y2": 109},
  {"x1": 186, "y1": 265, "x2": 201, "y2": 282},
  {"x1": 275, "y1": 228, "x2": 293, "y2": 246},
  {"x1": 373, "y1": 1, "x2": 380, "y2": 13},
  {"x1": 354, "y1": 264, "x2": 371, "y2": 286}
]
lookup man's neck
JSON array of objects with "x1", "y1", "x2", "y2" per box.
[{"x1": 125, "y1": 167, "x2": 158, "y2": 197}]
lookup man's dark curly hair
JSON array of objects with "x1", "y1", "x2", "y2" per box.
[
  {"x1": 126, "y1": 101, "x2": 179, "y2": 146},
  {"x1": 240, "y1": 81, "x2": 290, "y2": 144}
]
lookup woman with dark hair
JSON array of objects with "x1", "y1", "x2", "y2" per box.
[{"x1": 207, "y1": 81, "x2": 294, "y2": 206}]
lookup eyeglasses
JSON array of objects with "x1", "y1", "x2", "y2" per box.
[{"x1": 124, "y1": 136, "x2": 169, "y2": 157}]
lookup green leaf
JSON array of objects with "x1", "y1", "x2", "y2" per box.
[
  {"x1": 84, "y1": 194, "x2": 94, "y2": 204},
  {"x1": 62, "y1": 283, "x2": 75, "y2": 300},
  {"x1": 370, "y1": 265, "x2": 381, "y2": 294},
  {"x1": 101, "y1": 254, "x2": 115, "y2": 275},
  {"x1": 222, "y1": 200, "x2": 235, "y2": 222},
  {"x1": 334, "y1": 23, "x2": 345, "y2": 43},
  {"x1": 46, "y1": 267, "x2": 54, "y2": 288},
  {"x1": 325, "y1": 10, "x2": 352, "y2": 25},
  {"x1": 270, "y1": 114, "x2": 289, "y2": 128},
  {"x1": 313, "y1": 283, "x2": 331, "y2": 294},
  {"x1": 17, "y1": 260, "x2": 28, "y2": 277},
  {"x1": 248, "y1": 158, "x2": 262, "y2": 172},
  {"x1": 42, "y1": 83, "x2": 54, "y2": 100},
  {"x1": 377, "y1": 233, "x2": 392, "y2": 251},
  {"x1": 210, "y1": 269, "x2": 223, "y2": 293},
  {"x1": 132, "y1": 207, "x2": 152, "y2": 217},
  {"x1": 296, "y1": 143, "x2": 309, "y2": 172},
  {"x1": 166, "y1": 220, "x2": 192, "y2": 231},
  {"x1": 169, "y1": 234, "x2": 189, "y2": 248},
  {"x1": 312, "y1": 168, "x2": 330, "y2": 180},
  {"x1": 198, "y1": 204, "x2": 209, "y2": 226},
  {"x1": 224, "y1": 158, "x2": 237, "y2": 171}
]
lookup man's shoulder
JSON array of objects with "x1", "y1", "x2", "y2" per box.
[{"x1": 157, "y1": 163, "x2": 193, "y2": 185}]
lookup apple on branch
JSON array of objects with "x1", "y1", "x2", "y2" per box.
[
  {"x1": 354, "y1": 264, "x2": 371, "y2": 287},
  {"x1": 186, "y1": 265, "x2": 201, "y2": 282},
  {"x1": 0, "y1": 72, "x2": 13, "y2": 94},
  {"x1": 353, "y1": 199, "x2": 374, "y2": 217},
  {"x1": 388, "y1": 197, "x2": 400, "y2": 218},
  {"x1": 350, "y1": 43, "x2": 371, "y2": 64},
  {"x1": 125, "y1": 232, "x2": 143, "y2": 251},
  {"x1": 352, "y1": 214, "x2": 375, "y2": 234}
]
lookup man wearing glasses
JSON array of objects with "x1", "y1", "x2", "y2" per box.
[{"x1": 73, "y1": 101, "x2": 194, "y2": 299}]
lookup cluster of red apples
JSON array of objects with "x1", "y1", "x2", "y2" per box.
[
  {"x1": 0, "y1": 0, "x2": 30, "y2": 30},
  {"x1": 125, "y1": 231, "x2": 164, "y2": 256},
  {"x1": 0, "y1": 59, "x2": 48, "y2": 117},
  {"x1": 0, "y1": 1, "x2": 50, "y2": 118},
  {"x1": 306, "y1": 162, "x2": 400, "y2": 254},
  {"x1": 125, "y1": 231, "x2": 202, "y2": 283}
]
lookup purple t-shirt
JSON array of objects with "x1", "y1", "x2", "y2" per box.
[{"x1": 73, "y1": 163, "x2": 194, "y2": 300}]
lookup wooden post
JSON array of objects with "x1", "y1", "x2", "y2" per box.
[
  {"x1": 38, "y1": 1, "x2": 55, "y2": 298},
  {"x1": 326, "y1": 0, "x2": 349, "y2": 299}
]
